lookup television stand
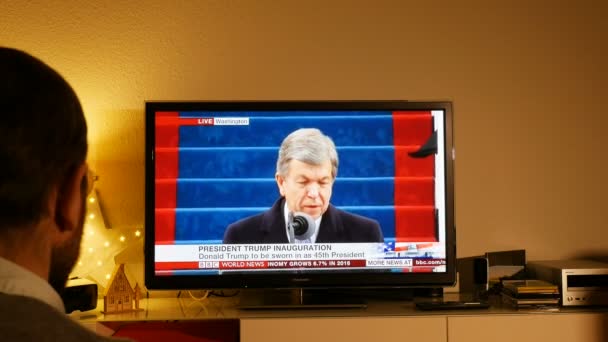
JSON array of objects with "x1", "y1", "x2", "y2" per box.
[
  {"x1": 236, "y1": 287, "x2": 443, "y2": 309},
  {"x1": 237, "y1": 289, "x2": 367, "y2": 309}
]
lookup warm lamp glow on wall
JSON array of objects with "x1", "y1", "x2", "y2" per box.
[{"x1": 70, "y1": 173, "x2": 143, "y2": 291}]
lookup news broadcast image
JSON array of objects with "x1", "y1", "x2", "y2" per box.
[{"x1": 153, "y1": 109, "x2": 447, "y2": 275}]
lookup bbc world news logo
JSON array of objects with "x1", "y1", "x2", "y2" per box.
[{"x1": 196, "y1": 117, "x2": 250, "y2": 126}]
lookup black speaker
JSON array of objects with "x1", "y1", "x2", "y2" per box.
[
  {"x1": 60, "y1": 279, "x2": 98, "y2": 313},
  {"x1": 456, "y1": 256, "x2": 482, "y2": 293},
  {"x1": 473, "y1": 257, "x2": 488, "y2": 287},
  {"x1": 472, "y1": 257, "x2": 488, "y2": 300}
]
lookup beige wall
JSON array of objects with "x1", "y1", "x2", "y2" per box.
[{"x1": 2, "y1": 1, "x2": 607, "y2": 262}]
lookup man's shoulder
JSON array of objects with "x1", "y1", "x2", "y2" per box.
[
  {"x1": 332, "y1": 206, "x2": 379, "y2": 228},
  {"x1": 329, "y1": 206, "x2": 384, "y2": 242},
  {"x1": 227, "y1": 199, "x2": 283, "y2": 232},
  {"x1": 223, "y1": 212, "x2": 267, "y2": 243},
  {"x1": 0, "y1": 293, "x2": 121, "y2": 341},
  {"x1": 226, "y1": 212, "x2": 265, "y2": 231}
]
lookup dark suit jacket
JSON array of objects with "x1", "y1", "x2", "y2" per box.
[{"x1": 223, "y1": 198, "x2": 383, "y2": 243}]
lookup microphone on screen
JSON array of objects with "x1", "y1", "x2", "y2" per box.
[{"x1": 287, "y1": 212, "x2": 316, "y2": 243}]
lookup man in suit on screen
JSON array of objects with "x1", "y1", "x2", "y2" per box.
[{"x1": 223, "y1": 128, "x2": 383, "y2": 244}]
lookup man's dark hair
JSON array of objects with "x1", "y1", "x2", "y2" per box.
[{"x1": 0, "y1": 47, "x2": 88, "y2": 231}]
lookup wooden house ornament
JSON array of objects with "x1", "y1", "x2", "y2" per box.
[{"x1": 102, "y1": 263, "x2": 143, "y2": 314}]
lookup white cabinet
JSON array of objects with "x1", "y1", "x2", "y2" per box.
[
  {"x1": 241, "y1": 316, "x2": 446, "y2": 342},
  {"x1": 85, "y1": 298, "x2": 608, "y2": 342},
  {"x1": 241, "y1": 312, "x2": 608, "y2": 342},
  {"x1": 448, "y1": 313, "x2": 608, "y2": 342}
]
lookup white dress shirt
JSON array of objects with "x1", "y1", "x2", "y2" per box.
[{"x1": 0, "y1": 256, "x2": 65, "y2": 312}]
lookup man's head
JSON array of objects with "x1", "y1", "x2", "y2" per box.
[
  {"x1": 0, "y1": 47, "x2": 88, "y2": 293},
  {"x1": 275, "y1": 128, "x2": 338, "y2": 219}
]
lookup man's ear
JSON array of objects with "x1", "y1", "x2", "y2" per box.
[
  {"x1": 275, "y1": 173, "x2": 285, "y2": 197},
  {"x1": 54, "y1": 163, "x2": 87, "y2": 235}
]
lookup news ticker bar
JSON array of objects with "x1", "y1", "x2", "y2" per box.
[
  {"x1": 155, "y1": 258, "x2": 446, "y2": 271},
  {"x1": 155, "y1": 242, "x2": 444, "y2": 263}
]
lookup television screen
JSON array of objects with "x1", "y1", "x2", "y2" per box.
[{"x1": 145, "y1": 101, "x2": 455, "y2": 290}]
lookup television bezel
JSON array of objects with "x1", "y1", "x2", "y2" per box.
[{"x1": 144, "y1": 100, "x2": 456, "y2": 290}]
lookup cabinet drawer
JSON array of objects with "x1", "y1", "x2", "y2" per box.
[
  {"x1": 242, "y1": 316, "x2": 445, "y2": 342},
  {"x1": 448, "y1": 313, "x2": 608, "y2": 342}
]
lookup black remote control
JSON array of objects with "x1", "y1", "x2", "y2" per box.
[{"x1": 415, "y1": 301, "x2": 490, "y2": 311}]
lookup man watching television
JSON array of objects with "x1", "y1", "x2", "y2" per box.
[
  {"x1": 223, "y1": 128, "x2": 384, "y2": 244},
  {"x1": 0, "y1": 47, "x2": 123, "y2": 341}
]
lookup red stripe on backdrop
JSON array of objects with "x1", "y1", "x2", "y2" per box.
[
  {"x1": 155, "y1": 112, "x2": 179, "y2": 243},
  {"x1": 155, "y1": 112, "x2": 181, "y2": 147},
  {"x1": 393, "y1": 146, "x2": 435, "y2": 177},
  {"x1": 153, "y1": 200, "x2": 177, "y2": 244},
  {"x1": 156, "y1": 179, "x2": 177, "y2": 208},
  {"x1": 393, "y1": 111, "x2": 436, "y2": 241},
  {"x1": 155, "y1": 149, "x2": 179, "y2": 179},
  {"x1": 393, "y1": 177, "x2": 435, "y2": 206},
  {"x1": 155, "y1": 209, "x2": 176, "y2": 244},
  {"x1": 394, "y1": 206, "x2": 437, "y2": 242},
  {"x1": 392, "y1": 112, "x2": 434, "y2": 146}
]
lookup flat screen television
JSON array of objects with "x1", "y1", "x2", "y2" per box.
[{"x1": 145, "y1": 101, "x2": 456, "y2": 305}]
